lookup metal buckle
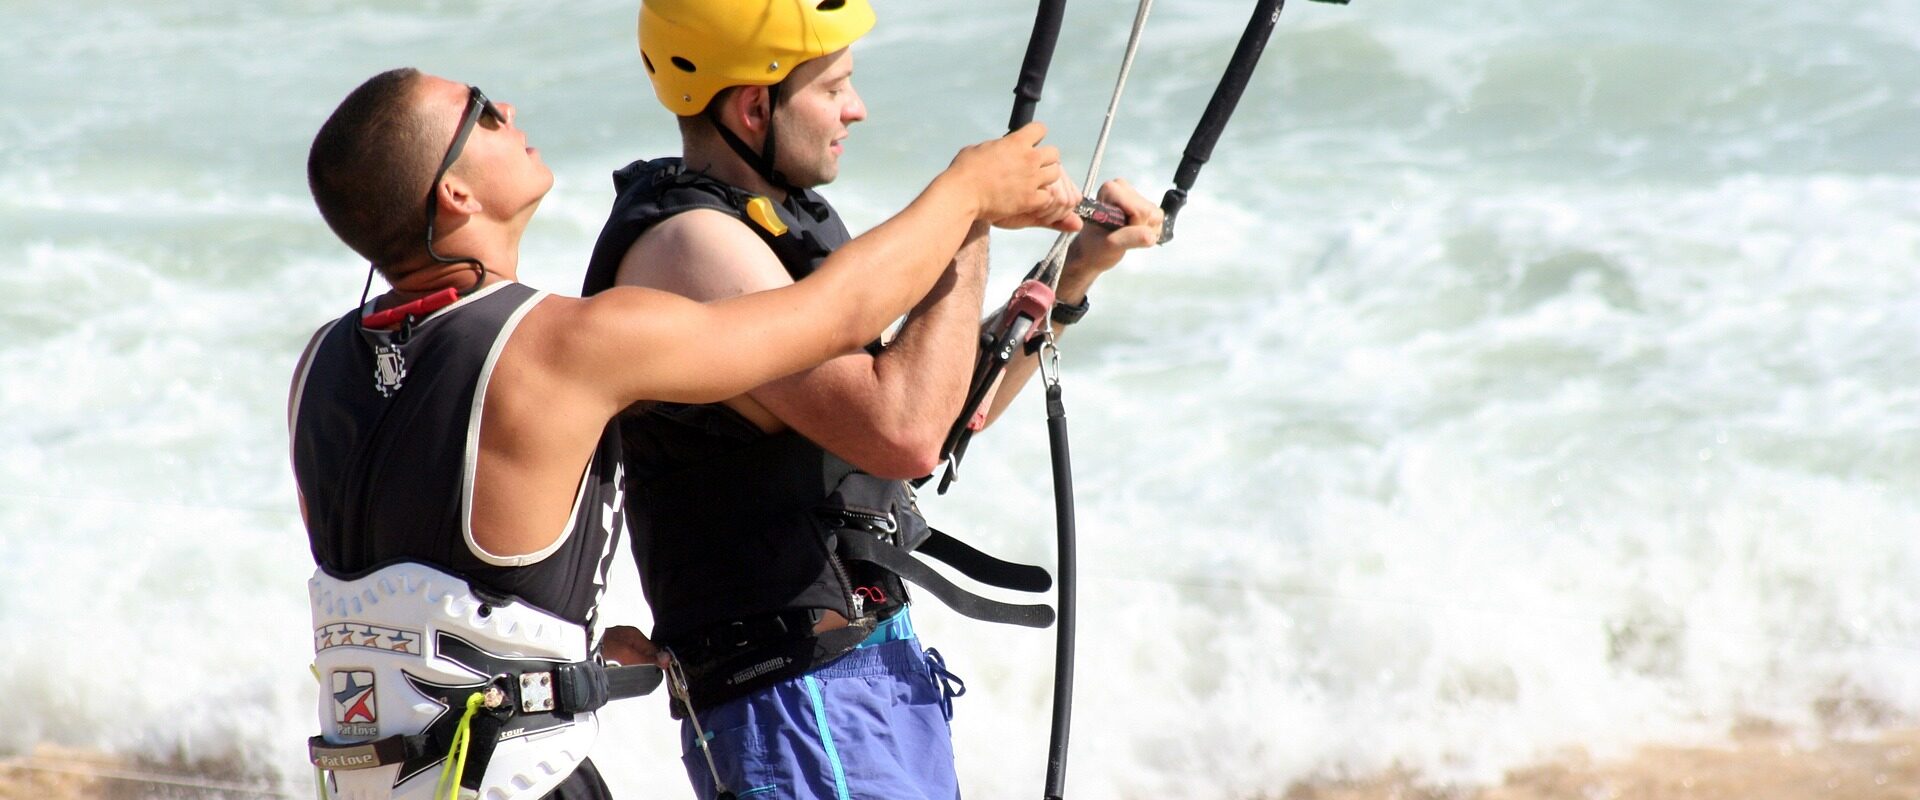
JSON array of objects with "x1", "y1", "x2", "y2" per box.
[{"x1": 518, "y1": 671, "x2": 556, "y2": 713}]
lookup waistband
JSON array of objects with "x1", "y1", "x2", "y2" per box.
[
  {"x1": 857, "y1": 607, "x2": 916, "y2": 648},
  {"x1": 810, "y1": 636, "x2": 930, "y2": 680}
]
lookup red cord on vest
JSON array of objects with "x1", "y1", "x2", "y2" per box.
[{"x1": 362, "y1": 287, "x2": 461, "y2": 329}]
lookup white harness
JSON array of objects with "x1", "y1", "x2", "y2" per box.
[{"x1": 308, "y1": 562, "x2": 599, "y2": 800}]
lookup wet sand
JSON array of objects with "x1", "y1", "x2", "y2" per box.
[
  {"x1": 0, "y1": 746, "x2": 284, "y2": 800},
  {"x1": 1286, "y1": 728, "x2": 1920, "y2": 800},
  {"x1": 4, "y1": 730, "x2": 1918, "y2": 799}
]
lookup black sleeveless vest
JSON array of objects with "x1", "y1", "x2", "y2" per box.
[
  {"x1": 585, "y1": 159, "x2": 1051, "y2": 709},
  {"x1": 292, "y1": 282, "x2": 624, "y2": 630}
]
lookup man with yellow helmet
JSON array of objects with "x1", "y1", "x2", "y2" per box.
[{"x1": 581, "y1": 2, "x2": 1164, "y2": 797}]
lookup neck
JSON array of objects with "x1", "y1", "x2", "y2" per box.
[
  {"x1": 684, "y1": 131, "x2": 789, "y2": 203},
  {"x1": 381, "y1": 224, "x2": 522, "y2": 302}
]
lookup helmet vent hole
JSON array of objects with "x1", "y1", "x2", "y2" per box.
[
  {"x1": 671, "y1": 56, "x2": 697, "y2": 73},
  {"x1": 642, "y1": 53, "x2": 656, "y2": 74},
  {"x1": 817, "y1": 0, "x2": 846, "y2": 9}
]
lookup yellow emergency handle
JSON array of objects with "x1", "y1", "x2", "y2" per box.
[{"x1": 745, "y1": 196, "x2": 789, "y2": 237}]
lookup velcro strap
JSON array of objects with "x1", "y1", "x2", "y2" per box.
[
  {"x1": 307, "y1": 733, "x2": 428, "y2": 771},
  {"x1": 916, "y1": 528, "x2": 1052, "y2": 593},
  {"x1": 531, "y1": 662, "x2": 663, "y2": 716},
  {"x1": 552, "y1": 662, "x2": 607, "y2": 713},
  {"x1": 604, "y1": 664, "x2": 665, "y2": 701},
  {"x1": 837, "y1": 534, "x2": 1055, "y2": 628},
  {"x1": 459, "y1": 713, "x2": 508, "y2": 792}
]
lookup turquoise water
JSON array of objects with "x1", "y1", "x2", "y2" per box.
[{"x1": 4, "y1": 0, "x2": 1920, "y2": 796}]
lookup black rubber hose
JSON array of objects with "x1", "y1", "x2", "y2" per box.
[{"x1": 1041, "y1": 382, "x2": 1078, "y2": 800}]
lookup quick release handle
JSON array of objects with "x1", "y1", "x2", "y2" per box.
[
  {"x1": 935, "y1": 276, "x2": 1058, "y2": 493},
  {"x1": 1010, "y1": 0, "x2": 1070, "y2": 131}
]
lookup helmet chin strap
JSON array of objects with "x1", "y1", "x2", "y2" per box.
[{"x1": 706, "y1": 83, "x2": 796, "y2": 195}]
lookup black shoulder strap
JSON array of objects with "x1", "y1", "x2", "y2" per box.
[{"x1": 583, "y1": 159, "x2": 748, "y2": 296}]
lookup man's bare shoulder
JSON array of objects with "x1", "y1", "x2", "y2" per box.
[{"x1": 617, "y1": 208, "x2": 793, "y2": 300}]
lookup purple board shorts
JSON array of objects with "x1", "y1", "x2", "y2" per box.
[{"x1": 678, "y1": 612, "x2": 968, "y2": 800}]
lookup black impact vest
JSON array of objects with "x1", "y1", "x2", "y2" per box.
[
  {"x1": 292, "y1": 282, "x2": 624, "y2": 631},
  {"x1": 584, "y1": 158, "x2": 1052, "y2": 710}
]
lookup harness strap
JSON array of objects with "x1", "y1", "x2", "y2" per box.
[
  {"x1": 307, "y1": 732, "x2": 432, "y2": 771},
  {"x1": 665, "y1": 622, "x2": 872, "y2": 714},
  {"x1": 307, "y1": 659, "x2": 661, "y2": 778},
  {"x1": 526, "y1": 660, "x2": 664, "y2": 714},
  {"x1": 918, "y1": 527, "x2": 1054, "y2": 593},
  {"x1": 438, "y1": 693, "x2": 490, "y2": 798},
  {"x1": 601, "y1": 663, "x2": 667, "y2": 703},
  {"x1": 837, "y1": 534, "x2": 1055, "y2": 628}
]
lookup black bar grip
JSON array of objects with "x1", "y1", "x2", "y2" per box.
[
  {"x1": 1009, "y1": 0, "x2": 1069, "y2": 131},
  {"x1": 1171, "y1": 0, "x2": 1287, "y2": 193}
]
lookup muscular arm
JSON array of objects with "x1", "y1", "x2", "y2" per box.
[
  {"x1": 616, "y1": 215, "x2": 992, "y2": 479},
  {"x1": 468, "y1": 147, "x2": 1076, "y2": 558}
]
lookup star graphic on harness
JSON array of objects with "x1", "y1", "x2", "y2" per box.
[{"x1": 333, "y1": 673, "x2": 377, "y2": 723}]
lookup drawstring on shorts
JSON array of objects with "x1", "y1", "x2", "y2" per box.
[{"x1": 923, "y1": 647, "x2": 967, "y2": 721}]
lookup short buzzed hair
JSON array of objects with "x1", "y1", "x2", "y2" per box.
[{"x1": 307, "y1": 68, "x2": 437, "y2": 270}]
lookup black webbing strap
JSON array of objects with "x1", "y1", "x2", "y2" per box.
[
  {"x1": 604, "y1": 664, "x2": 666, "y2": 701},
  {"x1": 458, "y1": 712, "x2": 509, "y2": 793},
  {"x1": 308, "y1": 732, "x2": 431, "y2": 771},
  {"x1": 666, "y1": 622, "x2": 873, "y2": 714},
  {"x1": 918, "y1": 528, "x2": 1054, "y2": 593},
  {"x1": 309, "y1": 659, "x2": 661, "y2": 782},
  {"x1": 551, "y1": 662, "x2": 664, "y2": 715},
  {"x1": 837, "y1": 534, "x2": 1055, "y2": 628}
]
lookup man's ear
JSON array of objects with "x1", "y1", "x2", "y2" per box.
[
  {"x1": 433, "y1": 174, "x2": 484, "y2": 218},
  {"x1": 731, "y1": 85, "x2": 772, "y2": 135}
]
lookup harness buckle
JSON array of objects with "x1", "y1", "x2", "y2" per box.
[{"x1": 518, "y1": 671, "x2": 556, "y2": 713}]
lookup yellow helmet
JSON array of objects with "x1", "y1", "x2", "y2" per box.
[{"x1": 639, "y1": 0, "x2": 877, "y2": 117}]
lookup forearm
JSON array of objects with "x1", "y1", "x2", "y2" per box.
[
  {"x1": 868, "y1": 224, "x2": 991, "y2": 444},
  {"x1": 812, "y1": 175, "x2": 983, "y2": 344}
]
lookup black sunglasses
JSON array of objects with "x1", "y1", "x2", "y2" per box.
[{"x1": 423, "y1": 85, "x2": 507, "y2": 267}]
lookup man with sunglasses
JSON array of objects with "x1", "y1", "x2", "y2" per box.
[
  {"x1": 292, "y1": 67, "x2": 1076, "y2": 800},
  {"x1": 579, "y1": 2, "x2": 1166, "y2": 798}
]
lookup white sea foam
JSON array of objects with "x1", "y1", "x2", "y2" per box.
[{"x1": 3, "y1": 0, "x2": 1919, "y2": 796}]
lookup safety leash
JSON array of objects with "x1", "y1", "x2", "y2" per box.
[
  {"x1": 667, "y1": 650, "x2": 739, "y2": 800},
  {"x1": 433, "y1": 692, "x2": 488, "y2": 800}
]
